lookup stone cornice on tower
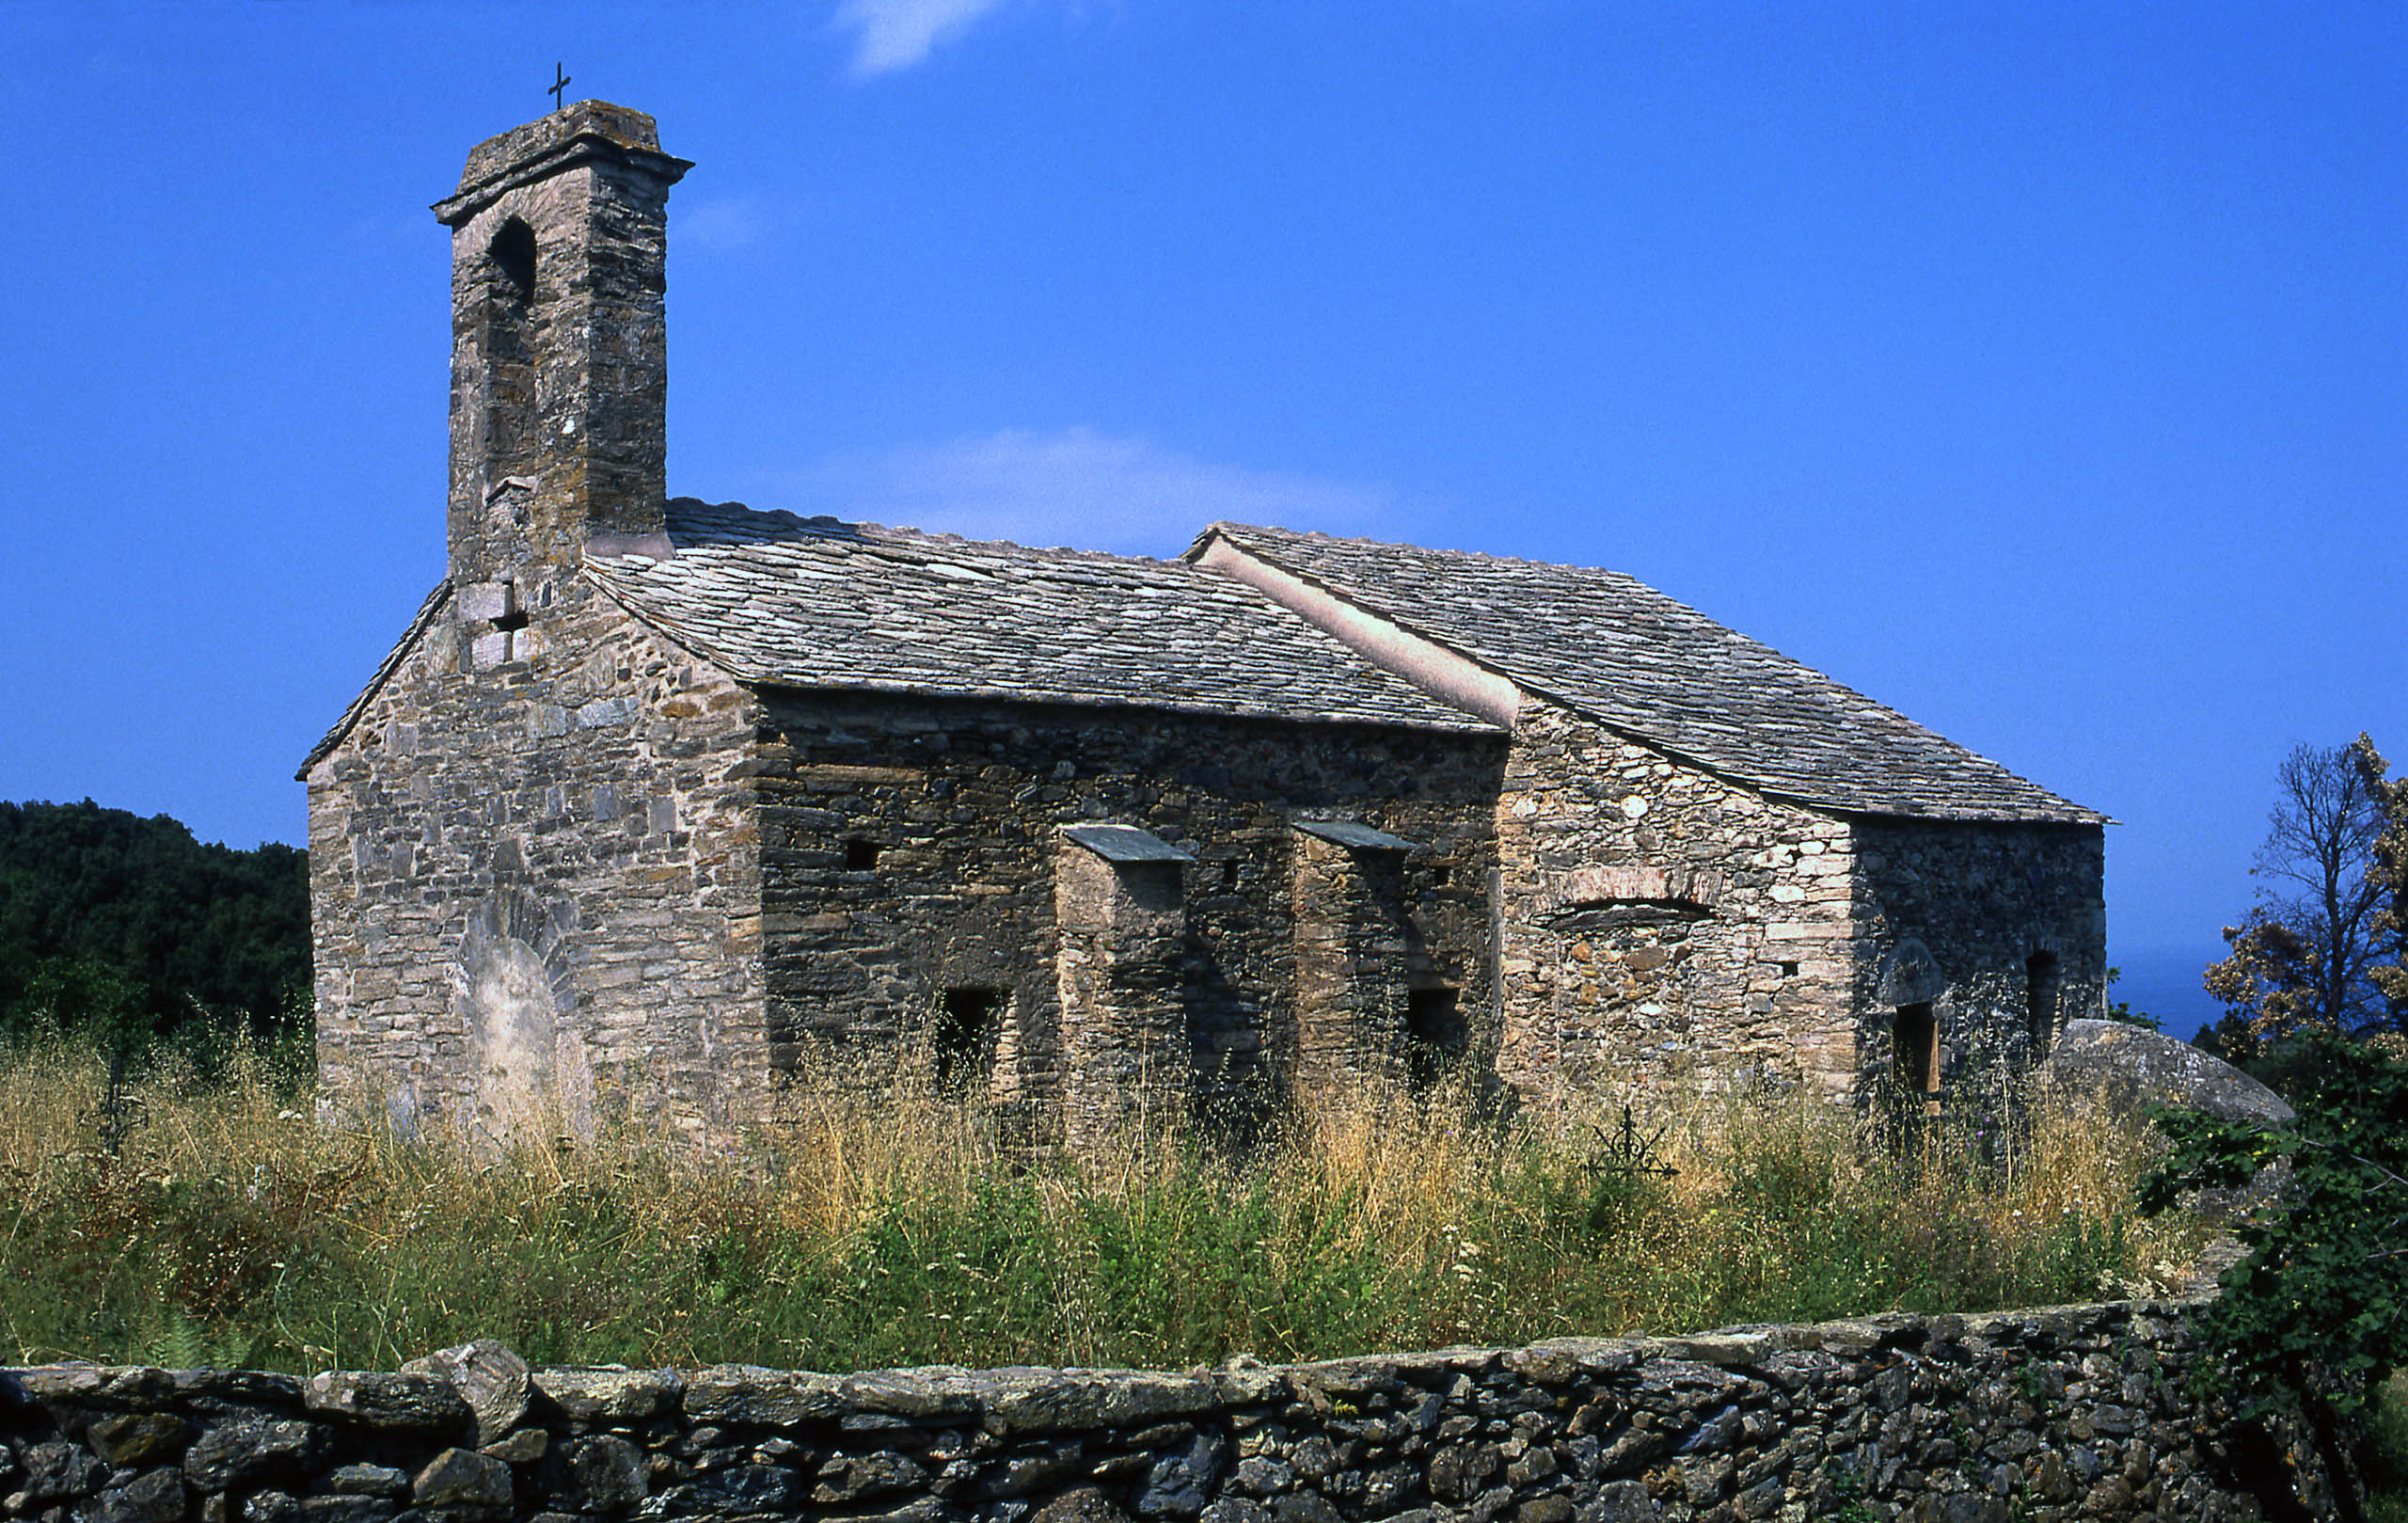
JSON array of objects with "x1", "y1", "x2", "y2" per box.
[{"x1": 434, "y1": 101, "x2": 690, "y2": 227}]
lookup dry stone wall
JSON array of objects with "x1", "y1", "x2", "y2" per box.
[{"x1": 0, "y1": 1302, "x2": 2322, "y2": 1523}]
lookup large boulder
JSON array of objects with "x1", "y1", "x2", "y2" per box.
[{"x1": 2039, "y1": 1019, "x2": 2293, "y2": 1127}]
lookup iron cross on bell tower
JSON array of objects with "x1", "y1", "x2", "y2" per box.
[{"x1": 548, "y1": 63, "x2": 571, "y2": 112}]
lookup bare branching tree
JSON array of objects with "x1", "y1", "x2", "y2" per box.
[{"x1": 2206, "y1": 736, "x2": 2403, "y2": 1040}]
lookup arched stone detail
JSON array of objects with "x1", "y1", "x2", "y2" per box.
[{"x1": 448, "y1": 887, "x2": 589, "y2": 1144}]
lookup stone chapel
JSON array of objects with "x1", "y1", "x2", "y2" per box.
[{"x1": 301, "y1": 102, "x2": 2108, "y2": 1144}]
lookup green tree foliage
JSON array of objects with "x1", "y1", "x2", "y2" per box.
[
  {"x1": 2203, "y1": 738, "x2": 2408, "y2": 1092},
  {"x1": 0, "y1": 799, "x2": 309, "y2": 1062},
  {"x1": 2143, "y1": 1032, "x2": 2408, "y2": 1522},
  {"x1": 2367, "y1": 740, "x2": 2408, "y2": 1020}
]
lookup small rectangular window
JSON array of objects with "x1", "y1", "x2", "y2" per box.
[
  {"x1": 1405, "y1": 988, "x2": 1466, "y2": 1091},
  {"x1": 845, "y1": 837, "x2": 879, "y2": 871},
  {"x1": 1895, "y1": 1002, "x2": 1939, "y2": 1094},
  {"x1": 2026, "y1": 952, "x2": 2061, "y2": 1052},
  {"x1": 932, "y1": 988, "x2": 1005, "y2": 1093}
]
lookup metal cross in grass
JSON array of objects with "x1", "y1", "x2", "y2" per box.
[
  {"x1": 1586, "y1": 1104, "x2": 1677, "y2": 1180},
  {"x1": 549, "y1": 63, "x2": 572, "y2": 113},
  {"x1": 86, "y1": 1048, "x2": 149, "y2": 1158}
]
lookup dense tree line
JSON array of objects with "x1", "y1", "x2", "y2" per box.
[{"x1": 0, "y1": 799, "x2": 309, "y2": 1061}]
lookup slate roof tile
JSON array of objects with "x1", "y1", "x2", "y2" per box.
[
  {"x1": 586, "y1": 501, "x2": 1497, "y2": 734},
  {"x1": 1196, "y1": 522, "x2": 2101, "y2": 824}
]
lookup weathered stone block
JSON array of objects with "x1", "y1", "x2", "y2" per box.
[
  {"x1": 83, "y1": 1469, "x2": 186, "y2": 1523},
  {"x1": 1033, "y1": 1485, "x2": 1136, "y2": 1523},
  {"x1": 182, "y1": 1423, "x2": 326, "y2": 1492},
  {"x1": 322, "y1": 1465, "x2": 411, "y2": 1499},
  {"x1": 410, "y1": 1448, "x2": 513, "y2": 1512},
  {"x1": 542, "y1": 1435, "x2": 647, "y2": 1513},
  {"x1": 402, "y1": 1341, "x2": 531, "y2": 1447},
  {"x1": 86, "y1": 1416, "x2": 191, "y2": 1467},
  {"x1": 303, "y1": 1371, "x2": 471, "y2": 1436},
  {"x1": 673, "y1": 1463, "x2": 813, "y2": 1513},
  {"x1": 531, "y1": 1367, "x2": 678, "y2": 1423}
]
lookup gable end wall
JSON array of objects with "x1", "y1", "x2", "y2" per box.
[
  {"x1": 307, "y1": 575, "x2": 765, "y2": 1143},
  {"x1": 1494, "y1": 703, "x2": 1860, "y2": 1110}
]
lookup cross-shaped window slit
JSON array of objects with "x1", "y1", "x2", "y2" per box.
[{"x1": 493, "y1": 598, "x2": 529, "y2": 659}]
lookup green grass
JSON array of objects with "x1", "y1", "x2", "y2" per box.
[
  {"x1": 2364, "y1": 1374, "x2": 2408, "y2": 1521},
  {"x1": 0, "y1": 1041, "x2": 2202, "y2": 1373}
]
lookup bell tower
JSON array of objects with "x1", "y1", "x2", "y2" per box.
[{"x1": 433, "y1": 102, "x2": 691, "y2": 583}]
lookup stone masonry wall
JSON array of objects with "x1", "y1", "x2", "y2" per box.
[
  {"x1": 1291, "y1": 833, "x2": 1416, "y2": 1097},
  {"x1": 1493, "y1": 706, "x2": 1861, "y2": 1113},
  {"x1": 306, "y1": 579, "x2": 765, "y2": 1146},
  {"x1": 0, "y1": 1302, "x2": 2323, "y2": 1523},
  {"x1": 1846, "y1": 820, "x2": 2109, "y2": 1118},
  {"x1": 750, "y1": 690, "x2": 1507, "y2": 1129}
]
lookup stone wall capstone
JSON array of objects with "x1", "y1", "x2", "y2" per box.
[{"x1": 0, "y1": 1302, "x2": 2324, "y2": 1523}]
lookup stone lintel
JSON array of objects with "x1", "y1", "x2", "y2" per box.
[
  {"x1": 1292, "y1": 818, "x2": 1420, "y2": 853},
  {"x1": 1061, "y1": 824, "x2": 1194, "y2": 865}
]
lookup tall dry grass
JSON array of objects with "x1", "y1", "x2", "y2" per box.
[{"x1": 0, "y1": 1040, "x2": 2208, "y2": 1373}]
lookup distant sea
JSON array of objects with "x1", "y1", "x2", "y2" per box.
[{"x1": 2107, "y1": 945, "x2": 2225, "y2": 1043}]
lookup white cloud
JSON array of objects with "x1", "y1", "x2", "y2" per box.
[
  {"x1": 752, "y1": 427, "x2": 1407, "y2": 557},
  {"x1": 675, "y1": 197, "x2": 769, "y2": 253},
  {"x1": 832, "y1": 0, "x2": 1015, "y2": 75}
]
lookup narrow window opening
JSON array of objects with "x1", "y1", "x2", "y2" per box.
[
  {"x1": 490, "y1": 218, "x2": 536, "y2": 303},
  {"x1": 1221, "y1": 859, "x2": 1242, "y2": 890},
  {"x1": 1405, "y1": 988, "x2": 1466, "y2": 1091},
  {"x1": 1894, "y1": 1002, "x2": 1939, "y2": 1094},
  {"x1": 932, "y1": 988, "x2": 1005, "y2": 1092},
  {"x1": 1777, "y1": 960, "x2": 1799, "y2": 979},
  {"x1": 1430, "y1": 865, "x2": 1452, "y2": 888},
  {"x1": 481, "y1": 220, "x2": 538, "y2": 478},
  {"x1": 2026, "y1": 951, "x2": 2061, "y2": 1052},
  {"x1": 844, "y1": 837, "x2": 879, "y2": 871},
  {"x1": 493, "y1": 584, "x2": 529, "y2": 659}
]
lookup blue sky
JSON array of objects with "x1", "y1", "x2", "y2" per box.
[{"x1": 2, "y1": 3, "x2": 2400, "y2": 1036}]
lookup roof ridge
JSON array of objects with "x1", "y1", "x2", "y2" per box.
[
  {"x1": 1205, "y1": 520, "x2": 1653, "y2": 583},
  {"x1": 1197, "y1": 524, "x2": 1886, "y2": 802},
  {"x1": 673, "y1": 499, "x2": 1212, "y2": 575}
]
